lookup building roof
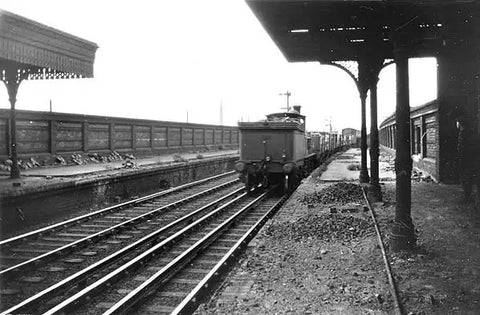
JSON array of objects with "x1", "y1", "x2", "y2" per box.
[
  {"x1": 246, "y1": 0, "x2": 480, "y2": 62},
  {"x1": 380, "y1": 99, "x2": 438, "y2": 128},
  {"x1": 0, "y1": 9, "x2": 98, "y2": 78}
]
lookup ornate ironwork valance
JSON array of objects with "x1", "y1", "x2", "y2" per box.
[
  {"x1": 0, "y1": 9, "x2": 98, "y2": 78},
  {"x1": 0, "y1": 9, "x2": 98, "y2": 179}
]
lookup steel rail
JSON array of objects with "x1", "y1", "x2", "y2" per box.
[
  {"x1": 172, "y1": 193, "x2": 289, "y2": 315},
  {"x1": 103, "y1": 189, "x2": 272, "y2": 315},
  {"x1": 0, "y1": 178, "x2": 239, "y2": 279},
  {"x1": 361, "y1": 186, "x2": 403, "y2": 315},
  {"x1": 42, "y1": 189, "x2": 260, "y2": 315},
  {"x1": 0, "y1": 185, "x2": 245, "y2": 315},
  {"x1": 0, "y1": 171, "x2": 235, "y2": 247}
]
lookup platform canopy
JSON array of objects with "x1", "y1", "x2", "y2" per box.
[
  {"x1": 0, "y1": 9, "x2": 98, "y2": 80},
  {"x1": 246, "y1": 0, "x2": 480, "y2": 62},
  {"x1": 0, "y1": 9, "x2": 98, "y2": 179}
]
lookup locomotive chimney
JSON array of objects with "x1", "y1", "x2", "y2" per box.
[{"x1": 293, "y1": 105, "x2": 301, "y2": 113}]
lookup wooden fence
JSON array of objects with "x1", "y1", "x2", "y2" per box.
[{"x1": 0, "y1": 109, "x2": 239, "y2": 158}]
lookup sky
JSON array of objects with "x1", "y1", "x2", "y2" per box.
[{"x1": 0, "y1": 0, "x2": 437, "y2": 132}]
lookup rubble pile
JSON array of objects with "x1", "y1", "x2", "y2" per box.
[
  {"x1": 379, "y1": 151, "x2": 394, "y2": 163},
  {"x1": 173, "y1": 154, "x2": 188, "y2": 163},
  {"x1": 347, "y1": 163, "x2": 360, "y2": 171},
  {"x1": 108, "y1": 151, "x2": 123, "y2": 161},
  {"x1": 379, "y1": 152, "x2": 395, "y2": 172},
  {"x1": 122, "y1": 154, "x2": 137, "y2": 168},
  {"x1": 0, "y1": 157, "x2": 42, "y2": 172},
  {"x1": 299, "y1": 182, "x2": 364, "y2": 205},
  {"x1": 411, "y1": 168, "x2": 434, "y2": 182},
  {"x1": 69, "y1": 151, "x2": 126, "y2": 165},
  {"x1": 0, "y1": 160, "x2": 10, "y2": 172},
  {"x1": 0, "y1": 151, "x2": 134, "y2": 172},
  {"x1": 379, "y1": 151, "x2": 434, "y2": 182},
  {"x1": 56, "y1": 156, "x2": 67, "y2": 165},
  {"x1": 265, "y1": 213, "x2": 374, "y2": 242},
  {"x1": 71, "y1": 154, "x2": 85, "y2": 165}
]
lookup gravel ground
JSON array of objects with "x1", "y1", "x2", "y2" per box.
[
  {"x1": 195, "y1": 151, "x2": 480, "y2": 315},
  {"x1": 298, "y1": 182, "x2": 365, "y2": 205},
  {"x1": 195, "y1": 173, "x2": 393, "y2": 314},
  {"x1": 377, "y1": 181, "x2": 480, "y2": 314}
]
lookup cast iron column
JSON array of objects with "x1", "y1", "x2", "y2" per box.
[
  {"x1": 369, "y1": 81, "x2": 382, "y2": 201},
  {"x1": 4, "y1": 69, "x2": 21, "y2": 179},
  {"x1": 391, "y1": 48, "x2": 415, "y2": 251},
  {"x1": 359, "y1": 89, "x2": 370, "y2": 183},
  {"x1": 325, "y1": 61, "x2": 370, "y2": 182}
]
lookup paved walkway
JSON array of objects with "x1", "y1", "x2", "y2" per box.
[
  {"x1": 14, "y1": 150, "x2": 238, "y2": 177},
  {"x1": 0, "y1": 150, "x2": 238, "y2": 196},
  {"x1": 320, "y1": 148, "x2": 395, "y2": 181}
]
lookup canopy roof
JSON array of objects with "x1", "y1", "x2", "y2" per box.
[
  {"x1": 0, "y1": 9, "x2": 98, "y2": 79},
  {"x1": 246, "y1": 0, "x2": 480, "y2": 62}
]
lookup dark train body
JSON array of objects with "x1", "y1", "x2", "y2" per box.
[{"x1": 234, "y1": 109, "x2": 319, "y2": 193}]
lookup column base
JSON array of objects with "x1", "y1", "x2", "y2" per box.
[
  {"x1": 359, "y1": 169, "x2": 370, "y2": 183},
  {"x1": 367, "y1": 183, "x2": 383, "y2": 202},
  {"x1": 390, "y1": 219, "x2": 416, "y2": 252},
  {"x1": 10, "y1": 166, "x2": 20, "y2": 179}
]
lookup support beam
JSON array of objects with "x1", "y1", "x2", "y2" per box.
[
  {"x1": 368, "y1": 81, "x2": 382, "y2": 201},
  {"x1": 324, "y1": 60, "x2": 374, "y2": 184},
  {"x1": 359, "y1": 91, "x2": 370, "y2": 183},
  {"x1": 356, "y1": 62, "x2": 370, "y2": 183},
  {"x1": 358, "y1": 54, "x2": 384, "y2": 200},
  {"x1": 391, "y1": 48, "x2": 415, "y2": 251},
  {"x1": 437, "y1": 50, "x2": 480, "y2": 183},
  {"x1": 3, "y1": 68, "x2": 22, "y2": 179}
]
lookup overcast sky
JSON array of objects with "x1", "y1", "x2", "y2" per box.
[{"x1": 0, "y1": 0, "x2": 437, "y2": 132}]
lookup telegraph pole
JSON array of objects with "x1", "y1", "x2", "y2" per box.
[
  {"x1": 324, "y1": 116, "x2": 332, "y2": 133},
  {"x1": 279, "y1": 91, "x2": 291, "y2": 112},
  {"x1": 325, "y1": 116, "x2": 333, "y2": 150},
  {"x1": 220, "y1": 101, "x2": 223, "y2": 125}
]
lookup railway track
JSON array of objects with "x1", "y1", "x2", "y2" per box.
[
  {"x1": 0, "y1": 172, "x2": 237, "y2": 273},
  {"x1": 1, "y1": 181, "x2": 287, "y2": 315},
  {"x1": 1, "y1": 164, "x2": 401, "y2": 314},
  {"x1": 39, "y1": 187, "x2": 285, "y2": 315},
  {"x1": 0, "y1": 172, "x2": 247, "y2": 314}
]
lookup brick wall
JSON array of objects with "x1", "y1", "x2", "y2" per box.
[{"x1": 379, "y1": 100, "x2": 441, "y2": 181}]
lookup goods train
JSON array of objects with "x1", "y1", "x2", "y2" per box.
[{"x1": 234, "y1": 107, "x2": 320, "y2": 193}]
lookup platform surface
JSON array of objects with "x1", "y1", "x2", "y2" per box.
[
  {"x1": 319, "y1": 148, "x2": 395, "y2": 181},
  {"x1": 0, "y1": 150, "x2": 238, "y2": 196}
]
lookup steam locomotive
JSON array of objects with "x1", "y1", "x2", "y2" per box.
[{"x1": 234, "y1": 106, "x2": 319, "y2": 193}]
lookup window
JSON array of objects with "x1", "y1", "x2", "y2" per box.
[{"x1": 415, "y1": 126, "x2": 421, "y2": 154}]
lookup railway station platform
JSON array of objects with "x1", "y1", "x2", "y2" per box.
[
  {"x1": 0, "y1": 149, "x2": 239, "y2": 237},
  {"x1": 0, "y1": 149, "x2": 238, "y2": 194},
  {"x1": 196, "y1": 148, "x2": 480, "y2": 315}
]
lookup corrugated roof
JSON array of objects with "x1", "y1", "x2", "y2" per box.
[{"x1": 246, "y1": 0, "x2": 480, "y2": 62}]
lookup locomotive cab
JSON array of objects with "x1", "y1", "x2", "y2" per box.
[{"x1": 235, "y1": 109, "x2": 308, "y2": 193}]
